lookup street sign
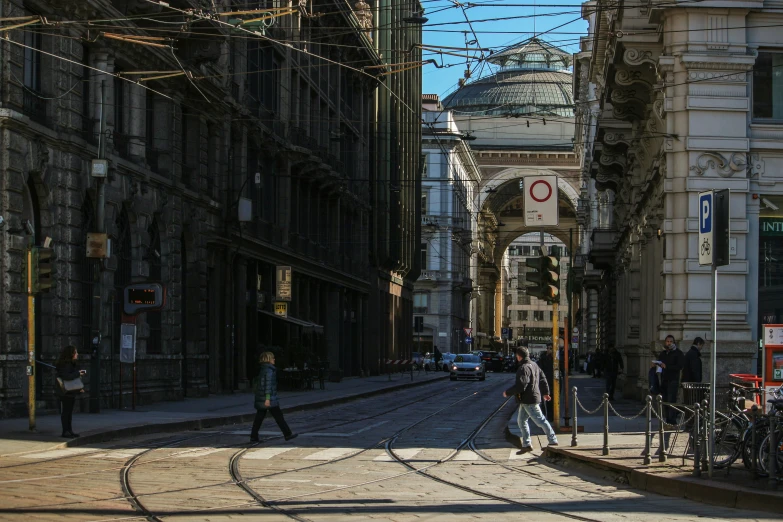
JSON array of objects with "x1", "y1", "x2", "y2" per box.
[
  {"x1": 119, "y1": 323, "x2": 136, "y2": 363},
  {"x1": 463, "y1": 327, "x2": 473, "y2": 337},
  {"x1": 501, "y1": 327, "x2": 511, "y2": 340},
  {"x1": 699, "y1": 191, "x2": 713, "y2": 266},
  {"x1": 764, "y1": 325, "x2": 783, "y2": 346},
  {"x1": 465, "y1": 337, "x2": 473, "y2": 344},
  {"x1": 713, "y1": 189, "x2": 730, "y2": 267},
  {"x1": 524, "y1": 175, "x2": 558, "y2": 226}
]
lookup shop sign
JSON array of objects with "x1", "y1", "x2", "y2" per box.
[
  {"x1": 276, "y1": 266, "x2": 292, "y2": 301},
  {"x1": 760, "y1": 218, "x2": 783, "y2": 236},
  {"x1": 274, "y1": 301, "x2": 288, "y2": 318}
]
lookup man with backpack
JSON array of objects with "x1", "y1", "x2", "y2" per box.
[{"x1": 503, "y1": 346, "x2": 558, "y2": 454}]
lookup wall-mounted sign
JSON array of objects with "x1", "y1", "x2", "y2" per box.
[
  {"x1": 760, "y1": 218, "x2": 783, "y2": 236},
  {"x1": 274, "y1": 301, "x2": 288, "y2": 318},
  {"x1": 123, "y1": 282, "x2": 166, "y2": 315},
  {"x1": 86, "y1": 232, "x2": 109, "y2": 259},
  {"x1": 276, "y1": 266, "x2": 292, "y2": 301}
]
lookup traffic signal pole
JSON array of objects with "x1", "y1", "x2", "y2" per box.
[
  {"x1": 552, "y1": 302, "x2": 559, "y2": 431},
  {"x1": 91, "y1": 80, "x2": 107, "y2": 414},
  {"x1": 26, "y1": 245, "x2": 36, "y2": 431}
]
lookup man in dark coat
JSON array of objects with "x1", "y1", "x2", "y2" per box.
[
  {"x1": 682, "y1": 337, "x2": 704, "y2": 384},
  {"x1": 653, "y1": 335, "x2": 685, "y2": 425},
  {"x1": 537, "y1": 346, "x2": 555, "y2": 421},
  {"x1": 503, "y1": 347, "x2": 558, "y2": 454},
  {"x1": 604, "y1": 345, "x2": 624, "y2": 401}
]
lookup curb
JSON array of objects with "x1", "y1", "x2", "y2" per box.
[
  {"x1": 544, "y1": 446, "x2": 783, "y2": 515},
  {"x1": 59, "y1": 374, "x2": 449, "y2": 449}
]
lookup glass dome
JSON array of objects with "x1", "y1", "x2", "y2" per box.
[{"x1": 443, "y1": 38, "x2": 574, "y2": 118}]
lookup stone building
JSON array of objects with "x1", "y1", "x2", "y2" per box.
[
  {"x1": 0, "y1": 0, "x2": 422, "y2": 417},
  {"x1": 414, "y1": 95, "x2": 482, "y2": 354},
  {"x1": 573, "y1": 0, "x2": 781, "y2": 399}
]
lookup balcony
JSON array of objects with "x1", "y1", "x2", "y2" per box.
[{"x1": 588, "y1": 228, "x2": 617, "y2": 270}]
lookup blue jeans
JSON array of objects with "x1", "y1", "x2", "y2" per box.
[{"x1": 517, "y1": 403, "x2": 558, "y2": 447}]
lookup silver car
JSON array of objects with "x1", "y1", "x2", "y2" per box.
[{"x1": 449, "y1": 354, "x2": 485, "y2": 381}]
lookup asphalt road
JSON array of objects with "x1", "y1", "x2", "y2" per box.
[{"x1": 0, "y1": 372, "x2": 777, "y2": 521}]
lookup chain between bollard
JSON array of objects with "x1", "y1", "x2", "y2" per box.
[
  {"x1": 643, "y1": 395, "x2": 652, "y2": 465},
  {"x1": 607, "y1": 400, "x2": 651, "y2": 421},
  {"x1": 576, "y1": 396, "x2": 606, "y2": 415}
]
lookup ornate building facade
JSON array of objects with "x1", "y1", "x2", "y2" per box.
[
  {"x1": 0, "y1": 0, "x2": 422, "y2": 417},
  {"x1": 574, "y1": 0, "x2": 778, "y2": 399}
]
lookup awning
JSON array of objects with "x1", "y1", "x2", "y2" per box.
[{"x1": 258, "y1": 309, "x2": 324, "y2": 334}]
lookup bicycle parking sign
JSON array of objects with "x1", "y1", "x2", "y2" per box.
[{"x1": 699, "y1": 191, "x2": 713, "y2": 266}]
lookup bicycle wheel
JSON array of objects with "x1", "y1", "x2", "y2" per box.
[
  {"x1": 757, "y1": 428, "x2": 783, "y2": 477},
  {"x1": 712, "y1": 416, "x2": 744, "y2": 469},
  {"x1": 740, "y1": 420, "x2": 769, "y2": 470}
]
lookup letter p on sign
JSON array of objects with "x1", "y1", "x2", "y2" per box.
[{"x1": 698, "y1": 191, "x2": 713, "y2": 265}]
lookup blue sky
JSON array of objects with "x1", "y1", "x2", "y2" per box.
[{"x1": 419, "y1": 1, "x2": 589, "y2": 98}]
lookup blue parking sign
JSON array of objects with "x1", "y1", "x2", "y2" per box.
[
  {"x1": 698, "y1": 191, "x2": 713, "y2": 266},
  {"x1": 465, "y1": 337, "x2": 473, "y2": 344}
]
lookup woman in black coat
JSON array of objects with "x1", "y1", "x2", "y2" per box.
[
  {"x1": 250, "y1": 351, "x2": 297, "y2": 443},
  {"x1": 56, "y1": 345, "x2": 85, "y2": 438}
]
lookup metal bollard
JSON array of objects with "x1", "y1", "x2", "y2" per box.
[
  {"x1": 571, "y1": 386, "x2": 578, "y2": 447},
  {"x1": 644, "y1": 395, "x2": 652, "y2": 465},
  {"x1": 602, "y1": 393, "x2": 610, "y2": 456},
  {"x1": 657, "y1": 394, "x2": 667, "y2": 462},
  {"x1": 751, "y1": 405, "x2": 758, "y2": 476},
  {"x1": 693, "y1": 404, "x2": 701, "y2": 477},
  {"x1": 769, "y1": 414, "x2": 778, "y2": 486}
]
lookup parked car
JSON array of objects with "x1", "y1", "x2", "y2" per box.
[
  {"x1": 423, "y1": 352, "x2": 454, "y2": 371},
  {"x1": 503, "y1": 354, "x2": 518, "y2": 373},
  {"x1": 450, "y1": 354, "x2": 485, "y2": 381},
  {"x1": 472, "y1": 350, "x2": 504, "y2": 372},
  {"x1": 411, "y1": 352, "x2": 423, "y2": 370}
]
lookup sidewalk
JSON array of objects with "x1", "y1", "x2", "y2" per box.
[
  {"x1": 0, "y1": 370, "x2": 448, "y2": 457},
  {"x1": 506, "y1": 373, "x2": 783, "y2": 514}
]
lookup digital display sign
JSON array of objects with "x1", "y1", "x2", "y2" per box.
[
  {"x1": 123, "y1": 283, "x2": 166, "y2": 315},
  {"x1": 128, "y1": 288, "x2": 157, "y2": 305}
]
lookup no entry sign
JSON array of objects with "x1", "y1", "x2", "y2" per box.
[{"x1": 524, "y1": 175, "x2": 559, "y2": 226}]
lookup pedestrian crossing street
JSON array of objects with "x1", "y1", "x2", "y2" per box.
[{"x1": 18, "y1": 445, "x2": 534, "y2": 463}]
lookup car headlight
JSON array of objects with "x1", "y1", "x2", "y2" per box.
[
  {"x1": 452, "y1": 365, "x2": 458, "y2": 370},
  {"x1": 475, "y1": 366, "x2": 481, "y2": 370}
]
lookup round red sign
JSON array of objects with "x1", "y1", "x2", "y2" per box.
[{"x1": 529, "y1": 179, "x2": 553, "y2": 203}]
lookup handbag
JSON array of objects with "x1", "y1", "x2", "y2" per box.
[{"x1": 57, "y1": 377, "x2": 84, "y2": 393}]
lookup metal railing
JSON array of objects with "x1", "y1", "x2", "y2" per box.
[{"x1": 568, "y1": 386, "x2": 782, "y2": 482}]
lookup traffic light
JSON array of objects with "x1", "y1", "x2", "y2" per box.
[
  {"x1": 525, "y1": 254, "x2": 559, "y2": 303},
  {"x1": 541, "y1": 255, "x2": 559, "y2": 303},
  {"x1": 32, "y1": 247, "x2": 54, "y2": 293},
  {"x1": 524, "y1": 256, "x2": 544, "y2": 300}
]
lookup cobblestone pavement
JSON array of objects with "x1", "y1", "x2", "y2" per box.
[{"x1": 0, "y1": 373, "x2": 777, "y2": 522}]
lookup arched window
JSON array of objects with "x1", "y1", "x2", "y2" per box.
[{"x1": 147, "y1": 220, "x2": 162, "y2": 354}]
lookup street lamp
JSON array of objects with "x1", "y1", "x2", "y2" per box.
[{"x1": 403, "y1": 12, "x2": 429, "y2": 24}]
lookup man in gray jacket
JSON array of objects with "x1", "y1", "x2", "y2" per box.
[{"x1": 503, "y1": 346, "x2": 559, "y2": 454}]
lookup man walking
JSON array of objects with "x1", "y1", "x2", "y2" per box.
[
  {"x1": 503, "y1": 347, "x2": 558, "y2": 454},
  {"x1": 604, "y1": 345, "x2": 624, "y2": 401},
  {"x1": 653, "y1": 335, "x2": 685, "y2": 425},
  {"x1": 682, "y1": 337, "x2": 704, "y2": 384}
]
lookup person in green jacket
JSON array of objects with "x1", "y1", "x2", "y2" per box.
[{"x1": 250, "y1": 351, "x2": 297, "y2": 443}]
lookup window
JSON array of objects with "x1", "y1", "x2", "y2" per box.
[
  {"x1": 516, "y1": 311, "x2": 523, "y2": 321},
  {"x1": 421, "y1": 154, "x2": 428, "y2": 177},
  {"x1": 549, "y1": 311, "x2": 554, "y2": 321},
  {"x1": 413, "y1": 293, "x2": 428, "y2": 313},
  {"x1": 753, "y1": 52, "x2": 783, "y2": 120},
  {"x1": 521, "y1": 310, "x2": 529, "y2": 321},
  {"x1": 421, "y1": 242, "x2": 428, "y2": 269},
  {"x1": 523, "y1": 246, "x2": 531, "y2": 255},
  {"x1": 421, "y1": 194, "x2": 427, "y2": 216},
  {"x1": 533, "y1": 311, "x2": 544, "y2": 321},
  {"x1": 517, "y1": 294, "x2": 530, "y2": 306}
]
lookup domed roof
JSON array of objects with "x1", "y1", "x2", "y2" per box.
[{"x1": 443, "y1": 38, "x2": 574, "y2": 118}]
